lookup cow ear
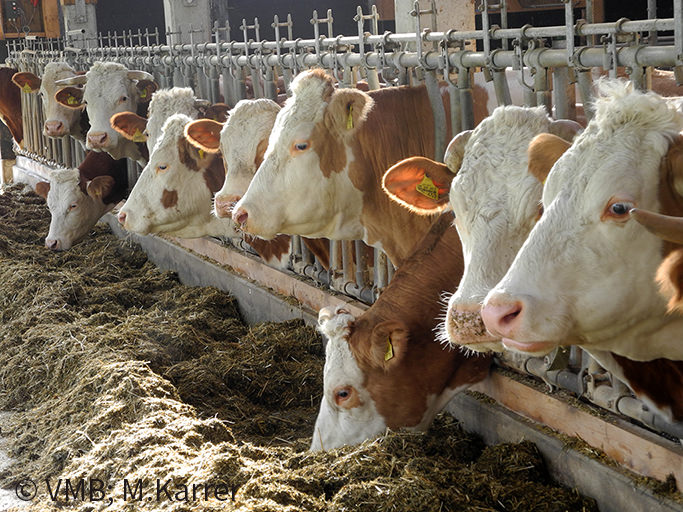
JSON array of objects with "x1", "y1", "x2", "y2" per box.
[
  {"x1": 254, "y1": 138, "x2": 269, "y2": 169},
  {"x1": 55, "y1": 87, "x2": 85, "y2": 109},
  {"x1": 12, "y1": 72, "x2": 41, "y2": 93},
  {"x1": 382, "y1": 156, "x2": 453, "y2": 215},
  {"x1": 136, "y1": 80, "x2": 158, "y2": 103},
  {"x1": 324, "y1": 88, "x2": 373, "y2": 136},
  {"x1": 86, "y1": 176, "x2": 115, "y2": 200},
  {"x1": 665, "y1": 135, "x2": 683, "y2": 198},
  {"x1": 184, "y1": 119, "x2": 223, "y2": 154},
  {"x1": 110, "y1": 112, "x2": 148, "y2": 142},
  {"x1": 368, "y1": 320, "x2": 408, "y2": 370},
  {"x1": 527, "y1": 133, "x2": 572, "y2": 184},
  {"x1": 204, "y1": 103, "x2": 230, "y2": 123},
  {"x1": 35, "y1": 181, "x2": 50, "y2": 199}
]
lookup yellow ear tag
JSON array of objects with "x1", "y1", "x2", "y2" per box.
[
  {"x1": 22, "y1": 84, "x2": 32, "y2": 93},
  {"x1": 384, "y1": 337, "x2": 394, "y2": 361},
  {"x1": 416, "y1": 174, "x2": 440, "y2": 200},
  {"x1": 198, "y1": 149, "x2": 205, "y2": 159},
  {"x1": 140, "y1": 88, "x2": 147, "y2": 99},
  {"x1": 346, "y1": 105, "x2": 354, "y2": 130},
  {"x1": 67, "y1": 94, "x2": 78, "y2": 106},
  {"x1": 132, "y1": 129, "x2": 146, "y2": 143}
]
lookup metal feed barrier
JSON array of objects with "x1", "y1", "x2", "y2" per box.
[{"x1": 5, "y1": 0, "x2": 683, "y2": 441}]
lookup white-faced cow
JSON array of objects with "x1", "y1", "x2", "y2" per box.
[
  {"x1": 231, "y1": 69, "x2": 450, "y2": 266},
  {"x1": 54, "y1": 61, "x2": 157, "y2": 163},
  {"x1": 480, "y1": 80, "x2": 683, "y2": 362},
  {"x1": 312, "y1": 213, "x2": 491, "y2": 451},
  {"x1": 12, "y1": 62, "x2": 88, "y2": 143},
  {"x1": 0, "y1": 66, "x2": 23, "y2": 144},
  {"x1": 35, "y1": 151, "x2": 128, "y2": 250}
]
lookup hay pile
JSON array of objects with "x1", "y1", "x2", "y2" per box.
[{"x1": 0, "y1": 184, "x2": 597, "y2": 511}]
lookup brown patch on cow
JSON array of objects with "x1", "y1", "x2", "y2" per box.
[
  {"x1": 203, "y1": 155, "x2": 226, "y2": 193},
  {"x1": 346, "y1": 84, "x2": 444, "y2": 265},
  {"x1": 161, "y1": 189, "x2": 178, "y2": 208},
  {"x1": 612, "y1": 354, "x2": 683, "y2": 421},
  {"x1": 301, "y1": 238, "x2": 330, "y2": 269},
  {"x1": 177, "y1": 137, "x2": 200, "y2": 172},
  {"x1": 472, "y1": 83, "x2": 490, "y2": 126},
  {"x1": 76, "y1": 151, "x2": 128, "y2": 205},
  {"x1": 347, "y1": 213, "x2": 492, "y2": 429},
  {"x1": 0, "y1": 67, "x2": 23, "y2": 143},
  {"x1": 657, "y1": 135, "x2": 683, "y2": 258},
  {"x1": 310, "y1": 121, "x2": 347, "y2": 178},
  {"x1": 203, "y1": 103, "x2": 230, "y2": 123},
  {"x1": 334, "y1": 386, "x2": 362, "y2": 409},
  {"x1": 527, "y1": 133, "x2": 572, "y2": 183},
  {"x1": 254, "y1": 138, "x2": 269, "y2": 169},
  {"x1": 244, "y1": 233, "x2": 291, "y2": 265},
  {"x1": 35, "y1": 181, "x2": 50, "y2": 199}
]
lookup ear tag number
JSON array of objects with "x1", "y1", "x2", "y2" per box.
[
  {"x1": 132, "y1": 129, "x2": 146, "y2": 143},
  {"x1": 416, "y1": 175, "x2": 439, "y2": 200},
  {"x1": 346, "y1": 105, "x2": 354, "y2": 130},
  {"x1": 384, "y1": 338, "x2": 394, "y2": 361}
]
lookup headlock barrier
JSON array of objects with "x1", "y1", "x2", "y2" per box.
[{"x1": 4, "y1": 0, "x2": 683, "y2": 443}]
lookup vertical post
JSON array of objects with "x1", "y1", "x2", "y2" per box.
[
  {"x1": 60, "y1": 0, "x2": 98, "y2": 50},
  {"x1": 162, "y1": 0, "x2": 211, "y2": 44},
  {"x1": 0, "y1": 124, "x2": 15, "y2": 185}
]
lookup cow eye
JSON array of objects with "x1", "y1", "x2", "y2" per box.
[
  {"x1": 293, "y1": 141, "x2": 309, "y2": 152},
  {"x1": 334, "y1": 386, "x2": 354, "y2": 407},
  {"x1": 69, "y1": 203, "x2": 78, "y2": 211},
  {"x1": 118, "y1": 96, "x2": 127, "y2": 104},
  {"x1": 156, "y1": 165, "x2": 168, "y2": 174},
  {"x1": 603, "y1": 198, "x2": 635, "y2": 222}
]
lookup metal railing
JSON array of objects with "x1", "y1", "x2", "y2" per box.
[{"x1": 4, "y1": 0, "x2": 683, "y2": 441}]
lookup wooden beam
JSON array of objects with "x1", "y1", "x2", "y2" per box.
[{"x1": 43, "y1": 0, "x2": 60, "y2": 39}]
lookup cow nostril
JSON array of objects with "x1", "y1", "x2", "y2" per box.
[
  {"x1": 233, "y1": 208, "x2": 248, "y2": 226},
  {"x1": 46, "y1": 239, "x2": 60, "y2": 251},
  {"x1": 501, "y1": 304, "x2": 522, "y2": 325},
  {"x1": 118, "y1": 211, "x2": 127, "y2": 225}
]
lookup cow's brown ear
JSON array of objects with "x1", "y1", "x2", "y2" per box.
[
  {"x1": 254, "y1": 138, "x2": 269, "y2": 169},
  {"x1": 665, "y1": 135, "x2": 683, "y2": 198},
  {"x1": 184, "y1": 119, "x2": 222, "y2": 154},
  {"x1": 324, "y1": 88, "x2": 373, "y2": 136},
  {"x1": 110, "y1": 112, "x2": 148, "y2": 142},
  {"x1": 55, "y1": 87, "x2": 85, "y2": 109},
  {"x1": 368, "y1": 320, "x2": 408, "y2": 370},
  {"x1": 203, "y1": 103, "x2": 230, "y2": 123},
  {"x1": 382, "y1": 156, "x2": 452, "y2": 215},
  {"x1": 12, "y1": 72, "x2": 41, "y2": 93},
  {"x1": 527, "y1": 133, "x2": 572, "y2": 184},
  {"x1": 86, "y1": 176, "x2": 115, "y2": 200},
  {"x1": 35, "y1": 181, "x2": 50, "y2": 199},
  {"x1": 136, "y1": 80, "x2": 158, "y2": 103}
]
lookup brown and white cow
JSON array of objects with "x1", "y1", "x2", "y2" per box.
[
  {"x1": 312, "y1": 213, "x2": 491, "y2": 450},
  {"x1": 0, "y1": 67, "x2": 23, "y2": 144},
  {"x1": 54, "y1": 61, "x2": 157, "y2": 164},
  {"x1": 12, "y1": 62, "x2": 88, "y2": 143},
  {"x1": 480, "y1": 80, "x2": 683, "y2": 362},
  {"x1": 231, "y1": 69, "x2": 450, "y2": 266},
  {"x1": 35, "y1": 151, "x2": 128, "y2": 250},
  {"x1": 383, "y1": 106, "x2": 582, "y2": 353}
]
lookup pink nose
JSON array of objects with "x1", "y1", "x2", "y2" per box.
[
  {"x1": 44, "y1": 120, "x2": 65, "y2": 136},
  {"x1": 118, "y1": 211, "x2": 127, "y2": 225},
  {"x1": 215, "y1": 194, "x2": 240, "y2": 218},
  {"x1": 88, "y1": 131, "x2": 109, "y2": 147},
  {"x1": 480, "y1": 297, "x2": 524, "y2": 340},
  {"x1": 233, "y1": 207, "x2": 248, "y2": 227},
  {"x1": 45, "y1": 238, "x2": 60, "y2": 251}
]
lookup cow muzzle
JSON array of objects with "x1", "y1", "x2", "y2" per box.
[
  {"x1": 214, "y1": 194, "x2": 240, "y2": 218},
  {"x1": 44, "y1": 120, "x2": 66, "y2": 138},
  {"x1": 445, "y1": 303, "x2": 499, "y2": 348},
  {"x1": 87, "y1": 131, "x2": 110, "y2": 149},
  {"x1": 45, "y1": 238, "x2": 62, "y2": 251}
]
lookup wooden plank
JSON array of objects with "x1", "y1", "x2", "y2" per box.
[
  {"x1": 43, "y1": 0, "x2": 60, "y2": 39},
  {"x1": 472, "y1": 371, "x2": 683, "y2": 490}
]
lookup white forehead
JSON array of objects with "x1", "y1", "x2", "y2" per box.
[
  {"x1": 47, "y1": 168, "x2": 82, "y2": 207},
  {"x1": 221, "y1": 99, "x2": 280, "y2": 157},
  {"x1": 41, "y1": 62, "x2": 78, "y2": 93},
  {"x1": 543, "y1": 80, "x2": 683, "y2": 207},
  {"x1": 450, "y1": 105, "x2": 550, "y2": 224},
  {"x1": 147, "y1": 88, "x2": 200, "y2": 146},
  {"x1": 151, "y1": 113, "x2": 192, "y2": 156},
  {"x1": 83, "y1": 61, "x2": 132, "y2": 99},
  {"x1": 318, "y1": 312, "x2": 364, "y2": 388}
]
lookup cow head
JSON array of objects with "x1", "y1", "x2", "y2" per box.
[
  {"x1": 185, "y1": 98, "x2": 281, "y2": 218},
  {"x1": 482, "y1": 80, "x2": 683, "y2": 361},
  {"x1": 232, "y1": 70, "x2": 373, "y2": 239},
  {"x1": 56, "y1": 62, "x2": 157, "y2": 162},
  {"x1": 13, "y1": 62, "x2": 86, "y2": 139},
  {"x1": 118, "y1": 114, "x2": 231, "y2": 238},
  {"x1": 37, "y1": 168, "x2": 115, "y2": 251}
]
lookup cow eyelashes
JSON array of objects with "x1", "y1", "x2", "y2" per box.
[
  {"x1": 292, "y1": 141, "x2": 310, "y2": 152},
  {"x1": 603, "y1": 198, "x2": 635, "y2": 222},
  {"x1": 68, "y1": 203, "x2": 78, "y2": 211},
  {"x1": 156, "y1": 165, "x2": 169, "y2": 175}
]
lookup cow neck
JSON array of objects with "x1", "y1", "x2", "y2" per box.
[
  {"x1": 659, "y1": 134, "x2": 683, "y2": 258},
  {"x1": 349, "y1": 212, "x2": 491, "y2": 428},
  {"x1": 349, "y1": 85, "x2": 440, "y2": 266},
  {"x1": 301, "y1": 238, "x2": 330, "y2": 269},
  {"x1": 77, "y1": 151, "x2": 128, "y2": 204},
  {"x1": 203, "y1": 154, "x2": 225, "y2": 194},
  {"x1": 73, "y1": 110, "x2": 90, "y2": 144},
  {"x1": 243, "y1": 233, "x2": 291, "y2": 265},
  {"x1": 609, "y1": 352, "x2": 683, "y2": 421},
  {"x1": 0, "y1": 67, "x2": 23, "y2": 143}
]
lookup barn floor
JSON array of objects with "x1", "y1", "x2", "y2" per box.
[{"x1": 0, "y1": 183, "x2": 613, "y2": 511}]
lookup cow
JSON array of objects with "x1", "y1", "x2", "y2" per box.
[
  {"x1": 0, "y1": 67, "x2": 23, "y2": 144},
  {"x1": 382, "y1": 106, "x2": 582, "y2": 353},
  {"x1": 54, "y1": 61, "x2": 157, "y2": 164},
  {"x1": 230, "y1": 69, "x2": 452, "y2": 266},
  {"x1": 312, "y1": 213, "x2": 491, "y2": 451},
  {"x1": 12, "y1": 62, "x2": 88, "y2": 143},
  {"x1": 479, "y1": 80, "x2": 683, "y2": 363},
  {"x1": 34, "y1": 151, "x2": 128, "y2": 250}
]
